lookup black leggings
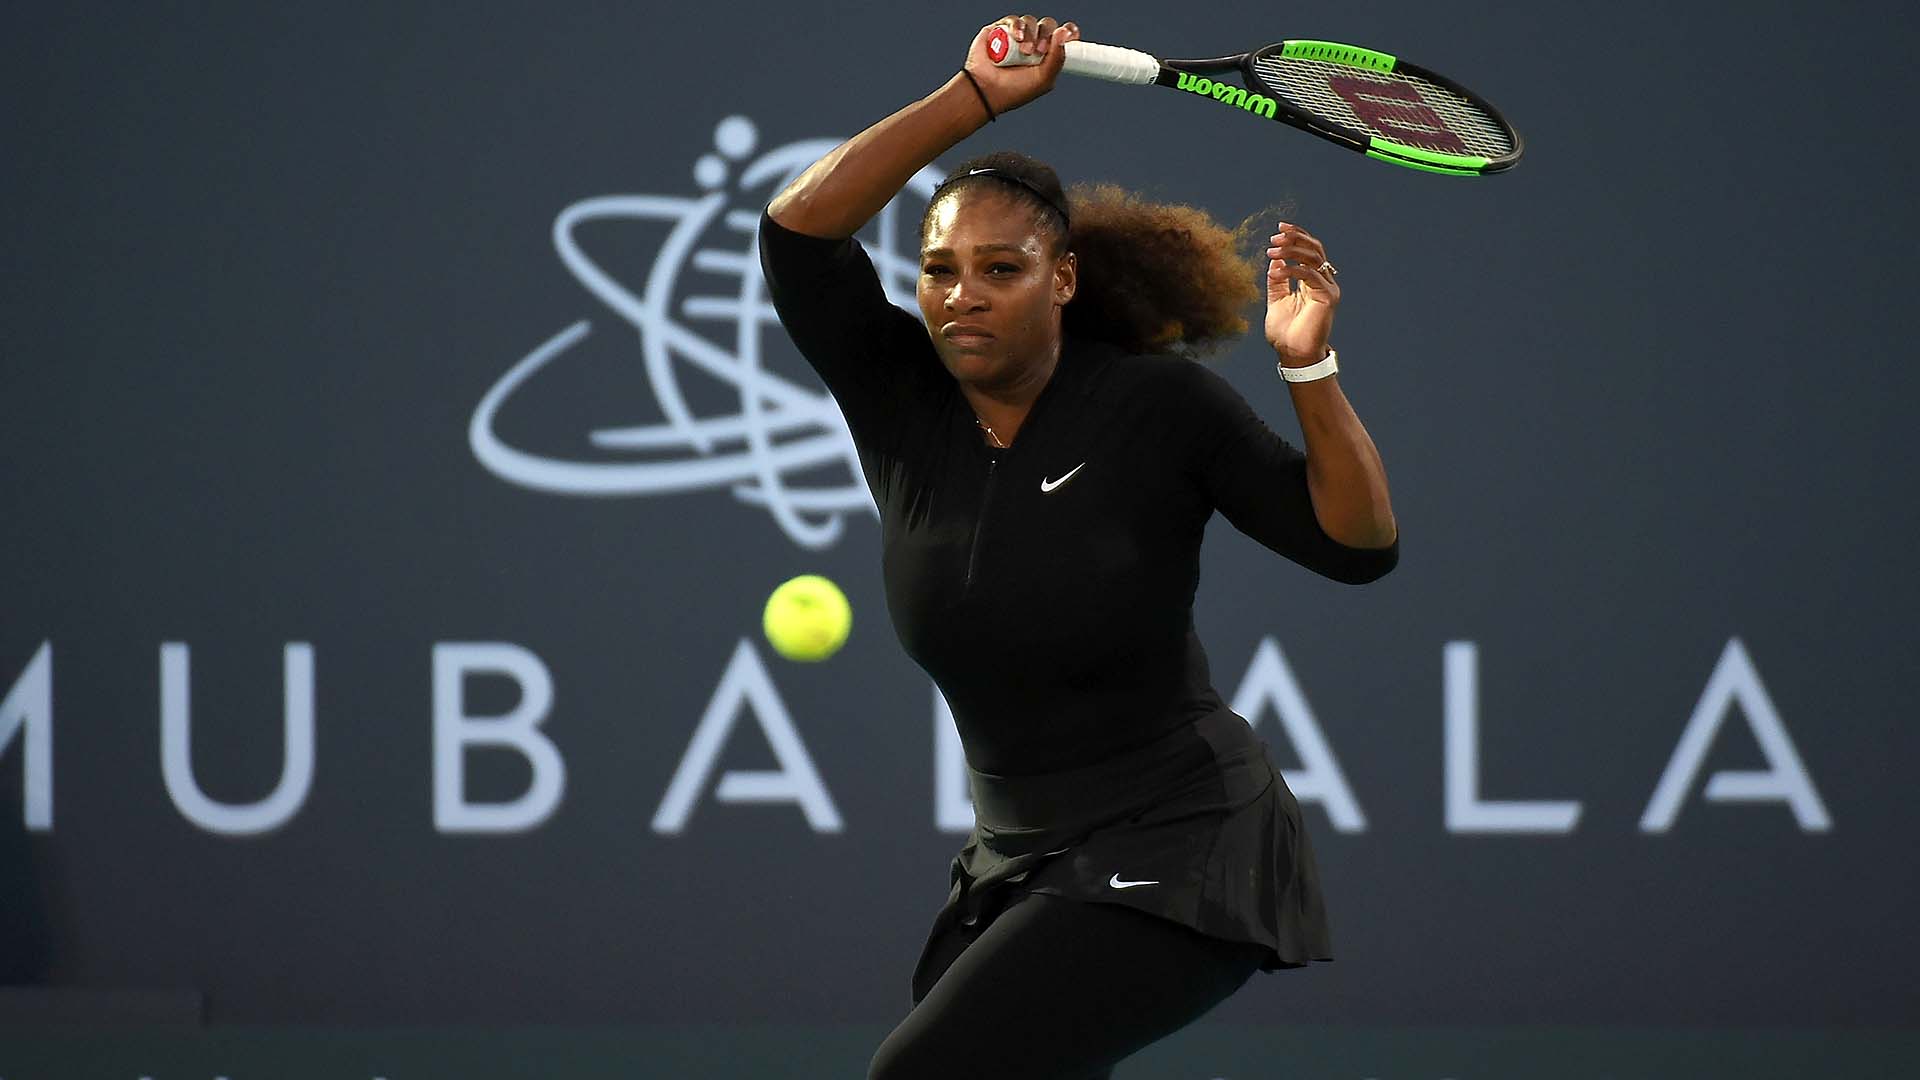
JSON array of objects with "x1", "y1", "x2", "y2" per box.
[{"x1": 868, "y1": 890, "x2": 1269, "y2": 1080}]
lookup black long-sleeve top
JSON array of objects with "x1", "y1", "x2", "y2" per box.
[{"x1": 758, "y1": 211, "x2": 1396, "y2": 776}]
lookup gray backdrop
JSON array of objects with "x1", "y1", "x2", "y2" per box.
[{"x1": 4, "y1": 1, "x2": 1916, "y2": 1075}]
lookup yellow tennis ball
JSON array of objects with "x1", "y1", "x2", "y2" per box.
[{"x1": 762, "y1": 574, "x2": 852, "y2": 662}]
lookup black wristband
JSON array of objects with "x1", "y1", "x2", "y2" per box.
[{"x1": 959, "y1": 68, "x2": 997, "y2": 122}]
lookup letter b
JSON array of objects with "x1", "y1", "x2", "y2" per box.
[{"x1": 433, "y1": 643, "x2": 566, "y2": 833}]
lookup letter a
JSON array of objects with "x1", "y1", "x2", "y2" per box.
[
  {"x1": 933, "y1": 685, "x2": 971, "y2": 833},
  {"x1": 1228, "y1": 638, "x2": 1366, "y2": 832},
  {"x1": 652, "y1": 639, "x2": 842, "y2": 835},
  {"x1": 1641, "y1": 638, "x2": 1831, "y2": 833}
]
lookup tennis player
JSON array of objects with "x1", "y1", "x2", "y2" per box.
[{"x1": 761, "y1": 14, "x2": 1398, "y2": 1078}]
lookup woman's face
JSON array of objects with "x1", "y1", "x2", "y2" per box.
[{"x1": 916, "y1": 189, "x2": 1076, "y2": 389}]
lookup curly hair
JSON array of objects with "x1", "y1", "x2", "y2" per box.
[{"x1": 922, "y1": 151, "x2": 1278, "y2": 356}]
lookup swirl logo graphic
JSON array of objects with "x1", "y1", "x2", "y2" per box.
[{"x1": 472, "y1": 116, "x2": 941, "y2": 550}]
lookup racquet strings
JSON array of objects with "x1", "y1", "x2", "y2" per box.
[{"x1": 1249, "y1": 55, "x2": 1516, "y2": 159}]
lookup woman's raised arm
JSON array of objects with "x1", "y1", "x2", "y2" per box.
[{"x1": 767, "y1": 15, "x2": 1081, "y2": 239}]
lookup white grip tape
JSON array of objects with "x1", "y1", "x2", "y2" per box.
[
  {"x1": 1059, "y1": 41, "x2": 1161, "y2": 85},
  {"x1": 988, "y1": 30, "x2": 1161, "y2": 86}
]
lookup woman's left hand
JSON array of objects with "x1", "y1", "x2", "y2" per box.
[{"x1": 1264, "y1": 222, "x2": 1341, "y2": 366}]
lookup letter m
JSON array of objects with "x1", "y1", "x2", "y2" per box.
[{"x1": 1, "y1": 643, "x2": 53, "y2": 830}]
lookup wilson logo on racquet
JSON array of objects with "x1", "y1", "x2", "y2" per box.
[
  {"x1": 986, "y1": 26, "x2": 1010, "y2": 63},
  {"x1": 1173, "y1": 73, "x2": 1277, "y2": 119},
  {"x1": 1326, "y1": 76, "x2": 1468, "y2": 154}
]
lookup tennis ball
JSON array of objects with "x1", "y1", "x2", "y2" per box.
[{"x1": 762, "y1": 574, "x2": 852, "y2": 662}]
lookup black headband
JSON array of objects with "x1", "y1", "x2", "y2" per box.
[{"x1": 931, "y1": 166, "x2": 1071, "y2": 230}]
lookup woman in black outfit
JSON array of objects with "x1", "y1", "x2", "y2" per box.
[{"x1": 760, "y1": 14, "x2": 1399, "y2": 1079}]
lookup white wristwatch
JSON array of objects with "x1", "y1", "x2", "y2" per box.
[{"x1": 1278, "y1": 348, "x2": 1338, "y2": 383}]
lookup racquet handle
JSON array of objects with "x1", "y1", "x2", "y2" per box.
[{"x1": 985, "y1": 26, "x2": 1159, "y2": 85}]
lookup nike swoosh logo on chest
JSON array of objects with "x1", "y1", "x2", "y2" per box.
[{"x1": 1040, "y1": 462, "x2": 1086, "y2": 493}]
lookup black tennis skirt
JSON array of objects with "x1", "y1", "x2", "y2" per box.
[{"x1": 911, "y1": 706, "x2": 1332, "y2": 1000}]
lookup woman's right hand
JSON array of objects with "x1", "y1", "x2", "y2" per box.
[{"x1": 963, "y1": 15, "x2": 1081, "y2": 116}]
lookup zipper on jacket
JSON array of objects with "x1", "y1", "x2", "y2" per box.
[{"x1": 964, "y1": 457, "x2": 999, "y2": 590}]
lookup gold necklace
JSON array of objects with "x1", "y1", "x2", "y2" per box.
[{"x1": 974, "y1": 416, "x2": 1007, "y2": 449}]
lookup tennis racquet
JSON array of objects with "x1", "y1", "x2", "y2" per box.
[{"x1": 987, "y1": 26, "x2": 1522, "y2": 176}]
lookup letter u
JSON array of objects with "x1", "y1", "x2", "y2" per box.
[{"x1": 160, "y1": 643, "x2": 316, "y2": 835}]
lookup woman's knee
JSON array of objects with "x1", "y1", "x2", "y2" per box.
[
  {"x1": 867, "y1": 1020, "x2": 956, "y2": 1080},
  {"x1": 870, "y1": 893, "x2": 1264, "y2": 1079}
]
